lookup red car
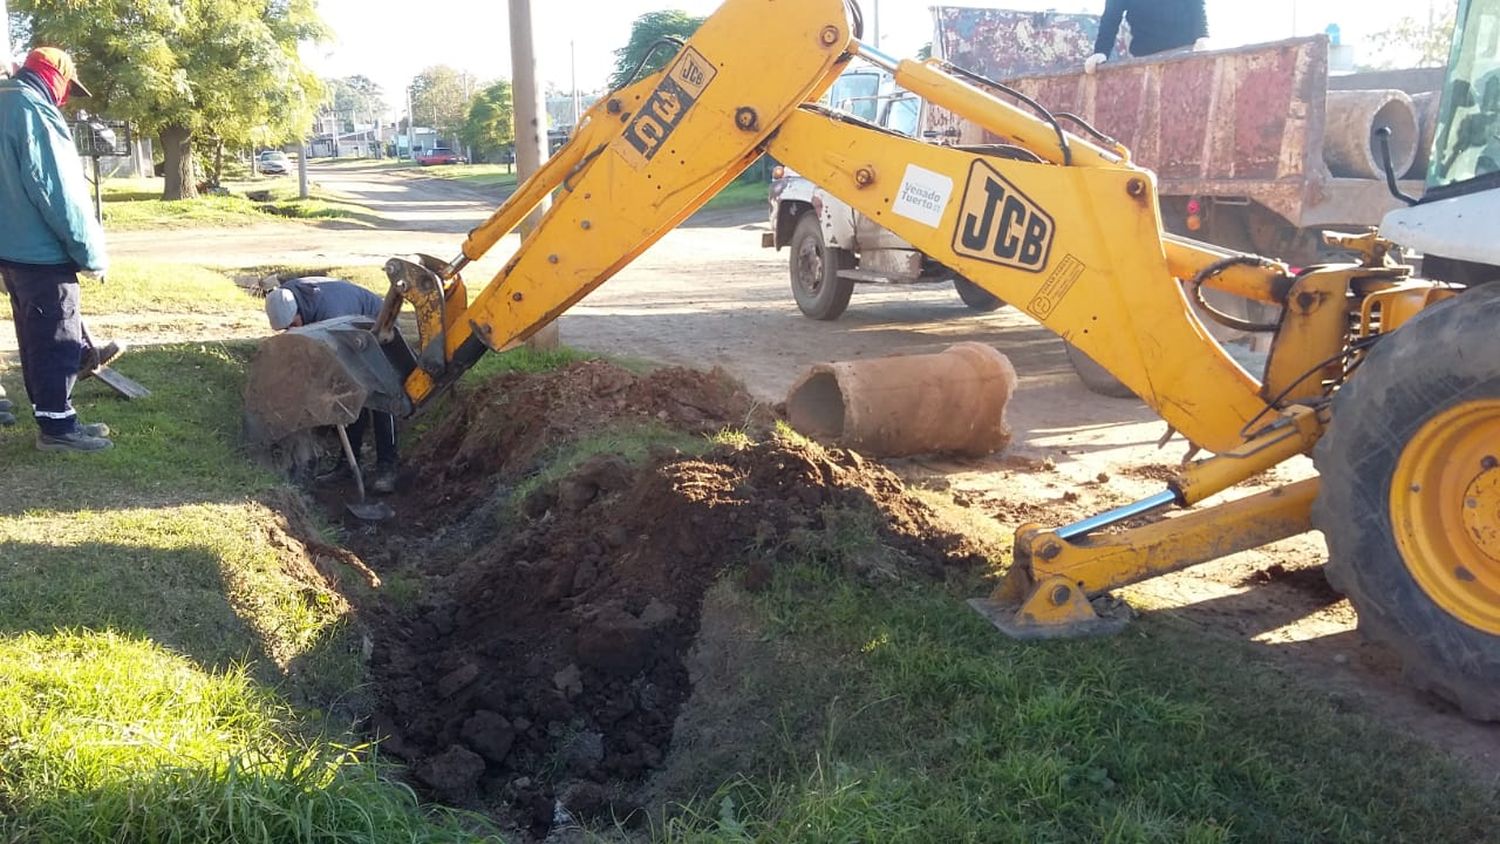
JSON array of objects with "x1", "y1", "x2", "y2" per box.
[{"x1": 416, "y1": 147, "x2": 464, "y2": 166}]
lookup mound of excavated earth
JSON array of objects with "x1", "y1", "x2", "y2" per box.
[{"x1": 369, "y1": 430, "x2": 985, "y2": 834}]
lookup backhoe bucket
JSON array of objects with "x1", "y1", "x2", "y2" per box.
[{"x1": 243, "y1": 315, "x2": 413, "y2": 447}]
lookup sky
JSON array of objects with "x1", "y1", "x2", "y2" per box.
[{"x1": 305, "y1": 0, "x2": 1431, "y2": 119}]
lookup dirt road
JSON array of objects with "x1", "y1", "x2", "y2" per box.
[{"x1": 15, "y1": 163, "x2": 1496, "y2": 763}]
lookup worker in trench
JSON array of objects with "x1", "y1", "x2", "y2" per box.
[
  {"x1": 1084, "y1": 0, "x2": 1210, "y2": 74},
  {"x1": 264, "y1": 276, "x2": 400, "y2": 493}
]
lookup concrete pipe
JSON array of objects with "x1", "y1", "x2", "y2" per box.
[
  {"x1": 1406, "y1": 91, "x2": 1441, "y2": 180},
  {"x1": 785, "y1": 342, "x2": 1018, "y2": 458},
  {"x1": 1324, "y1": 89, "x2": 1419, "y2": 180}
]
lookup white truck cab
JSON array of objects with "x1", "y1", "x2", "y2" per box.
[{"x1": 762, "y1": 69, "x2": 1000, "y2": 320}]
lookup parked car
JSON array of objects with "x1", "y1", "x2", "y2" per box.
[
  {"x1": 417, "y1": 147, "x2": 465, "y2": 166},
  {"x1": 257, "y1": 150, "x2": 290, "y2": 175}
]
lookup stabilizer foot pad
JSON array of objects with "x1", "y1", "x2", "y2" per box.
[{"x1": 967, "y1": 596, "x2": 1133, "y2": 641}]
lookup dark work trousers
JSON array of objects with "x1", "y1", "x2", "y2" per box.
[
  {"x1": 0, "y1": 263, "x2": 83, "y2": 436},
  {"x1": 346, "y1": 409, "x2": 398, "y2": 467}
]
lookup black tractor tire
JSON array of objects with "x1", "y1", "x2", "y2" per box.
[
  {"x1": 1063, "y1": 340, "x2": 1136, "y2": 399},
  {"x1": 1312, "y1": 282, "x2": 1500, "y2": 720},
  {"x1": 789, "y1": 213, "x2": 855, "y2": 321},
  {"x1": 953, "y1": 276, "x2": 1006, "y2": 312}
]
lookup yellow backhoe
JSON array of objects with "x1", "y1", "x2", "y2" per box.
[{"x1": 245, "y1": 0, "x2": 1500, "y2": 719}]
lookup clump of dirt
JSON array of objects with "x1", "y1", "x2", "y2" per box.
[
  {"x1": 411, "y1": 360, "x2": 769, "y2": 499},
  {"x1": 369, "y1": 436, "x2": 985, "y2": 835},
  {"x1": 1124, "y1": 463, "x2": 1180, "y2": 483}
]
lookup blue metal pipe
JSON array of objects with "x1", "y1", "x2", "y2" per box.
[{"x1": 1054, "y1": 489, "x2": 1178, "y2": 541}]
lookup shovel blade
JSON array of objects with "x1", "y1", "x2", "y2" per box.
[
  {"x1": 91, "y1": 366, "x2": 151, "y2": 400},
  {"x1": 346, "y1": 500, "x2": 396, "y2": 522}
]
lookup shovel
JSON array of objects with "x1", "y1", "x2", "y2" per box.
[
  {"x1": 79, "y1": 324, "x2": 150, "y2": 400},
  {"x1": 336, "y1": 426, "x2": 395, "y2": 522}
]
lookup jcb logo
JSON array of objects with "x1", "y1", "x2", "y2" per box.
[
  {"x1": 616, "y1": 47, "x2": 718, "y2": 170},
  {"x1": 952, "y1": 159, "x2": 1053, "y2": 272}
]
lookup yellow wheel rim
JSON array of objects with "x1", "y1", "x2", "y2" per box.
[{"x1": 1391, "y1": 399, "x2": 1500, "y2": 633}]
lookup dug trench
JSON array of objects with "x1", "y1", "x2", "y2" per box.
[{"x1": 315, "y1": 360, "x2": 989, "y2": 836}]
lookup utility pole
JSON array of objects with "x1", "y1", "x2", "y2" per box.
[
  {"x1": 508, "y1": 0, "x2": 559, "y2": 347},
  {"x1": 570, "y1": 40, "x2": 581, "y2": 130},
  {"x1": 405, "y1": 85, "x2": 417, "y2": 161},
  {"x1": 510, "y1": 0, "x2": 549, "y2": 234},
  {"x1": 462, "y1": 70, "x2": 474, "y2": 162},
  {"x1": 297, "y1": 140, "x2": 309, "y2": 199}
]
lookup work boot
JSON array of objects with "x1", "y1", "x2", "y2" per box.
[
  {"x1": 0, "y1": 409, "x2": 13, "y2": 427},
  {"x1": 36, "y1": 430, "x2": 113, "y2": 452},
  {"x1": 370, "y1": 462, "x2": 398, "y2": 495}
]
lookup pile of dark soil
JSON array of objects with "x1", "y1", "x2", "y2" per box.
[
  {"x1": 369, "y1": 436, "x2": 985, "y2": 834},
  {"x1": 410, "y1": 360, "x2": 768, "y2": 504}
]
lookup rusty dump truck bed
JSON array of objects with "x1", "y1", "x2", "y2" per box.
[{"x1": 928, "y1": 30, "x2": 1434, "y2": 253}]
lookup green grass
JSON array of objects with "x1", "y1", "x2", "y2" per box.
[
  {"x1": 415, "y1": 159, "x2": 763, "y2": 209},
  {"x1": 0, "y1": 344, "x2": 501, "y2": 841},
  {"x1": 655, "y1": 549, "x2": 1500, "y2": 842},
  {"x1": 417, "y1": 163, "x2": 518, "y2": 191},
  {"x1": 1, "y1": 260, "x2": 259, "y2": 321},
  {"x1": 701, "y1": 178, "x2": 769, "y2": 212},
  {"x1": 100, "y1": 177, "x2": 370, "y2": 231},
  {"x1": 0, "y1": 631, "x2": 491, "y2": 843}
]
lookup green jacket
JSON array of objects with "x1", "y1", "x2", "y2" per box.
[{"x1": 0, "y1": 72, "x2": 108, "y2": 272}]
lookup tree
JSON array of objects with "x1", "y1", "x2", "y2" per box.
[
  {"x1": 410, "y1": 65, "x2": 472, "y2": 145},
  {"x1": 607, "y1": 11, "x2": 704, "y2": 91},
  {"x1": 1365, "y1": 5, "x2": 1457, "y2": 69},
  {"x1": 14, "y1": 0, "x2": 326, "y2": 199},
  {"x1": 461, "y1": 79, "x2": 514, "y2": 161},
  {"x1": 325, "y1": 74, "x2": 386, "y2": 133}
]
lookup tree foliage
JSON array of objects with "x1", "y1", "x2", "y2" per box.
[
  {"x1": 13, "y1": 0, "x2": 326, "y2": 199},
  {"x1": 324, "y1": 74, "x2": 385, "y2": 132},
  {"x1": 1366, "y1": 5, "x2": 1457, "y2": 69},
  {"x1": 461, "y1": 79, "x2": 513, "y2": 160},
  {"x1": 409, "y1": 65, "x2": 472, "y2": 145},
  {"x1": 607, "y1": 10, "x2": 704, "y2": 91}
]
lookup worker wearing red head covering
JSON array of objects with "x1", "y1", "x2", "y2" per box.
[
  {"x1": 0, "y1": 47, "x2": 115, "y2": 452},
  {"x1": 20, "y1": 47, "x2": 92, "y2": 106}
]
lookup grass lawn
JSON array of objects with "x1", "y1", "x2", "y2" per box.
[
  {"x1": 0, "y1": 344, "x2": 498, "y2": 842},
  {"x1": 656, "y1": 558, "x2": 1500, "y2": 841},
  {"x1": 413, "y1": 161, "x2": 766, "y2": 212},
  {"x1": 701, "y1": 178, "x2": 769, "y2": 212},
  {"x1": 0, "y1": 260, "x2": 260, "y2": 322},
  {"x1": 416, "y1": 163, "x2": 518, "y2": 192},
  {"x1": 100, "y1": 177, "x2": 372, "y2": 231}
]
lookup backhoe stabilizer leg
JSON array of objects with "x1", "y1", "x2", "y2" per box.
[
  {"x1": 968, "y1": 574, "x2": 1132, "y2": 640},
  {"x1": 973, "y1": 478, "x2": 1321, "y2": 640}
]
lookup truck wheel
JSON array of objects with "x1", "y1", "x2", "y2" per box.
[
  {"x1": 790, "y1": 213, "x2": 854, "y2": 320},
  {"x1": 1063, "y1": 341, "x2": 1136, "y2": 399},
  {"x1": 1312, "y1": 282, "x2": 1500, "y2": 719},
  {"x1": 953, "y1": 276, "x2": 1006, "y2": 312}
]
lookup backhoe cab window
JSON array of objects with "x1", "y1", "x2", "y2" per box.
[{"x1": 1430, "y1": 0, "x2": 1500, "y2": 191}]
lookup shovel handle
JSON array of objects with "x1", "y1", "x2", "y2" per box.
[{"x1": 335, "y1": 425, "x2": 367, "y2": 502}]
